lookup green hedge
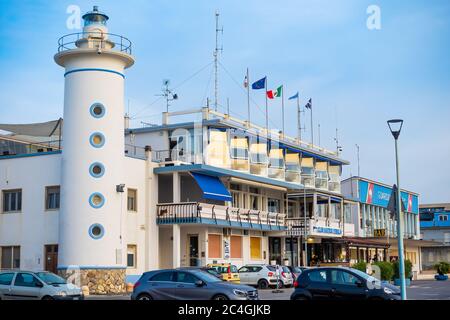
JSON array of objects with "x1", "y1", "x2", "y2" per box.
[
  {"x1": 373, "y1": 261, "x2": 394, "y2": 281},
  {"x1": 352, "y1": 261, "x2": 367, "y2": 273},
  {"x1": 392, "y1": 259, "x2": 413, "y2": 279}
]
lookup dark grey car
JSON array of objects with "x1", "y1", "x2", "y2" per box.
[{"x1": 131, "y1": 268, "x2": 258, "y2": 300}]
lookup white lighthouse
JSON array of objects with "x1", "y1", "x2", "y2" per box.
[{"x1": 54, "y1": 6, "x2": 134, "y2": 293}]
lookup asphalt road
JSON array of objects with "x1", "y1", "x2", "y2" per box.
[{"x1": 86, "y1": 280, "x2": 450, "y2": 300}]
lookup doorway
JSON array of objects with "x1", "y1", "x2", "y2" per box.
[
  {"x1": 45, "y1": 245, "x2": 58, "y2": 273},
  {"x1": 188, "y1": 235, "x2": 199, "y2": 266},
  {"x1": 269, "y1": 237, "x2": 282, "y2": 265}
]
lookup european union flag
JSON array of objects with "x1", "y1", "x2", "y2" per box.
[
  {"x1": 251, "y1": 77, "x2": 266, "y2": 90},
  {"x1": 288, "y1": 92, "x2": 299, "y2": 100}
]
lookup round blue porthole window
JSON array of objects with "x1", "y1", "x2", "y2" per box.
[
  {"x1": 89, "y1": 192, "x2": 105, "y2": 209},
  {"x1": 89, "y1": 162, "x2": 105, "y2": 178},
  {"x1": 89, "y1": 132, "x2": 105, "y2": 148},
  {"x1": 89, "y1": 103, "x2": 106, "y2": 119},
  {"x1": 88, "y1": 223, "x2": 105, "y2": 240}
]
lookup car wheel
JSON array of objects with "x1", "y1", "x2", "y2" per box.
[
  {"x1": 258, "y1": 279, "x2": 269, "y2": 289},
  {"x1": 137, "y1": 293, "x2": 153, "y2": 301},
  {"x1": 212, "y1": 294, "x2": 229, "y2": 300},
  {"x1": 42, "y1": 296, "x2": 55, "y2": 301}
]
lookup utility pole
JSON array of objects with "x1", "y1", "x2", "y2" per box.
[{"x1": 213, "y1": 11, "x2": 223, "y2": 112}]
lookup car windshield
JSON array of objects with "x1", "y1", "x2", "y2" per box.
[
  {"x1": 266, "y1": 265, "x2": 277, "y2": 272},
  {"x1": 292, "y1": 267, "x2": 302, "y2": 273},
  {"x1": 36, "y1": 272, "x2": 67, "y2": 285},
  {"x1": 195, "y1": 270, "x2": 222, "y2": 283},
  {"x1": 350, "y1": 269, "x2": 381, "y2": 285},
  {"x1": 282, "y1": 267, "x2": 290, "y2": 272}
]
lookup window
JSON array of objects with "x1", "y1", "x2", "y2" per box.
[
  {"x1": 269, "y1": 158, "x2": 284, "y2": 168},
  {"x1": 330, "y1": 270, "x2": 359, "y2": 286},
  {"x1": 438, "y1": 215, "x2": 448, "y2": 222},
  {"x1": 267, "y1": 198, "x2": 280, "y2": 213},
  {"x1": 250, "y1": 237, "x2": 262, "y2": 260},
  {"x1": 230, "y1": 236, "x2": 242, "y2": 259},
  {"x1": 344, "y1": 204, "x2": 352, "y2": 223},
  {"x1": 176, "y1": 272, "x2": 198, "y2": 284},
  {"x1": 127, "y1": 189, "x2": 137, "y2": 212},
  {"x1": 231, "y1": 147, "x2": 249, "y2": 160},
  {"x1": 250, "y1": 152, "x2": 268, "y2": 164},
  {"x1": 1, "y1": 246, "x2": 20, "y2": 269},
  {"x1": 150, "y1": 272, "x2": 174, "y2": 282},
  {"x1": 307, "y1": 270, "x2": 327, "y2": 283},
  {"x1": 315, "y1": 171, "x2": 328, "y2": 189},
  {"x1": 250, "y1": 195, "x2": 259, "y2": 210},
  {"x1": 127, "y1": 245, "x2": 137, "y2": 268},
  {"x1": 3, "y1": 189, "x2": 22, "y2": 212},
  {"x1": 14, "y1": 273, "x2": 41, "y2": 287},
  {"x1": 45, "y1": 186, "x2": 60, "y2": 210},
  {"x1": 0, "y1": 273, "x2": 14, "y2": 285},
  {"x1": 208, "y1": 234, "x2": 221, "y2": 259}
]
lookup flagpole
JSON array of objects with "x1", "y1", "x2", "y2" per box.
[
  {"x1": 281, "y1": 85, "x2": 285, "y2": 137},
  {"x1": 310, "y1": 99, "x2": 314, "y2": 146},
  {"x1": 246, "y1": 68, "x2": 250, "y2": 126},
  {"x1": 297, "y1": 94, "x2": 301, "y2": 142},
  {"x1": 265, "y1": 77, "x2": 269, "y2": 137}
]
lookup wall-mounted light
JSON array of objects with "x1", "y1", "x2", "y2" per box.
[{"x1": 116, "y1": 184, "x2": 125, "y2": 193}]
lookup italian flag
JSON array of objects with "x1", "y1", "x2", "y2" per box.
[{"x1": 267, "y1": 85, "x2": 282, "y2": 99}]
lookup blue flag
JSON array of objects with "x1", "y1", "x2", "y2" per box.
[
  {"x1": 288, "y1": 92, "x2": 299, "y2": 100},
  {"x1": 251, "y1": 77, "x2": 266, "y2": 90}
]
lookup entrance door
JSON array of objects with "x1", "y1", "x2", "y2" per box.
[
  {"x1": 188, "y1": 235, "x2": 199, "y2": 266},
  {"x1": 269, "y1": 237, "x2": 282, "y2": 265},
  {"x1": 285, "y1": 238, "x2": 299, "y2": 266},
  {"x1": 45, "y1": 245, "x2": 58, "y2": 273}
]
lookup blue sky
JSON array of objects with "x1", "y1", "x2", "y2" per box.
[{"x1": 0, "y1": 0, "x2": 449, "y2": 203}]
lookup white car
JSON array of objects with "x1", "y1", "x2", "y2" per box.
[
  {"x1": 0, "y1": 270, "x2": 83, "y2": 300},
  {"x1": 238, "y1": 264, "x2": 293, "y2": 289}
]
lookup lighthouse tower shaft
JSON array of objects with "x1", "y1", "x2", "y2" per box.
[{"x1": 54, "y1": 7, "x2": 134, "y2": 294}]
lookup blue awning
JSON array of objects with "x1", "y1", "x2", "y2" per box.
[{"x1": 190, "y1": 172, "x2": 232, "y2": 202}]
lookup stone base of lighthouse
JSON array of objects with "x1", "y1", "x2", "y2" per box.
[{"x1": 58, "y1": 268, "x2": 126, "y2": 295}]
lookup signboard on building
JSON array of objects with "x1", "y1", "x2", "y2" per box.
[
  {"x1": 310, "y1": 225, "x2": 342, "y2": 237},
  {"x1": 358, "y1": 180, "x2": 418, "y2": 214},
  {"x1": 223, "y1": 239, "x2": 230, "y2": 260},
  {"x1": 373, "y1": 228, "x2": 386, "y2": 237}
]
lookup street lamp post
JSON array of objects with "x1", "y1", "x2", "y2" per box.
[{"x1": 387, "y1": 119, "x2": 407, "y2": 300}]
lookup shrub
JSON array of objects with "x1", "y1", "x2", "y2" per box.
[
  {"x1": 352, "y1": 261, "x2": 367, "y2": 273},
  {"x1": 392, "y1": 259, "x2": 413, "y2": 279},
  {"x1": 373, "y1": 261, "x2": 394, "y2": 281},
  {"x1": 434, "y1": 262, "x2": 450, "y2": 275}
]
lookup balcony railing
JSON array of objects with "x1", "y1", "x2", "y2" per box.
[
  {"x1": 285, "y1": 218, "x2": 309, "y2": 236},
  {"x1": 156, "y1": 202, "x2": 286, "y2": 229}
]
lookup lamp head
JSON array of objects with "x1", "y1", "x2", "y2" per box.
[{"x1": 387, "y1": 119, "x2": 403, "y2": 140}]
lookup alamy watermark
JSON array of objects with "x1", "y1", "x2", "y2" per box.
[{"x1": 367, "y1": 4, "x2": 381, "y2": 30}]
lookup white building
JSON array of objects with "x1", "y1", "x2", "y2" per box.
[{"x1": 0, "y1": 7, "x2": 371, "y2": 294}]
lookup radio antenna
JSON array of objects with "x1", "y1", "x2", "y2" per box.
[{"x1": 214, "y1": 10, "x2": 223, "y2": 111}]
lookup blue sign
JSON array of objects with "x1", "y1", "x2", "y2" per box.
[
  {"x1": 358, "y1": 180, "x2": 418, "y2": 214},
  {"x1": 312, "y1": 226, "x2": 342, "y2": 235}
]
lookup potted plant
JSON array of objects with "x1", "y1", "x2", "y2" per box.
[
  {"x1": 433, "y1": 262, "x2": 450, "y2": 281},
  {"x1": 392, "y1": 259, "x2": 412, "y2": 286}
]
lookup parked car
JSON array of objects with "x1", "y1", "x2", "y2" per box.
[
  {"x1": 207, "y1": 263, "x2": 240, "y2": 283},
  {"x1": 238, "y1": 264, "x2": 285, "y2": 289},
  {"x1": 290, "y1": 267, "x2": 401, "y2": 300},
  {"x1": 286, "y1": 266, "x2": 308, "y2": 281},
  {"x1": 0, "y1": 270, "x2": 83, "y2": 300},
  {"x1": 280, "y1": 266, "x2": 294, "y2": 288},
  {"x1": 132, "y1": 268, "x2": 258, "y2": 300}
]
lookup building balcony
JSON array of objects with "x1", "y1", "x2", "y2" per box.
[{"x1": 156, "y1": 202, "x2": 286, "y2": 231}]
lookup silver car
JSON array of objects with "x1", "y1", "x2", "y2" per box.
[
  {"x1": 0, "y1": 270, "x2": 83, "y2": 300},
  {"x1": 131, "y1": 268, "x2": 258, "y2": 300},
  {"x1": 238, "y1": 264, "x2": 281, "y2": 289}
]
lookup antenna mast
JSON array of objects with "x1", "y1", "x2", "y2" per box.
[
  {"x1": 214, "y1": 10, "x2": 223, "y2": 111},
  {"x1": 334, "y1": 128, "x2": 343, "y2": 155}
]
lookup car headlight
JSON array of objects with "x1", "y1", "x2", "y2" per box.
[
  {"x1": 57, "y1": 291, "x2": 67, "y2": 297},
  {"x1": 383, "y1": 287, "x2": 393, "y2": 295},
  {"x1": 233, "y1": 289, "x2": 248, "y2": 297}
]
